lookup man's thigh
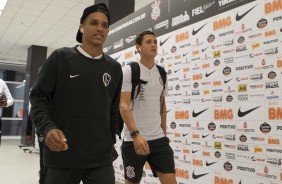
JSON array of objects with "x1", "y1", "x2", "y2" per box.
[
  {"x1": 82, "y1": 164, "x2": 115, "y2": 184},
  {"x1": 44, "y1": 165, "x2": 115, "y2": 184},
  {"x1": 122, "y1": 141, "x2": 148, "y2": 183},
  {"x1": 148, "y1": 137, "x2": 175, "y2": 176},
  {"x1": 44, "y1": 167, "x2": 82, "y2": 184}
]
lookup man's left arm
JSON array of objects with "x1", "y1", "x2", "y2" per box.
[
  {"x1": 160, "y1": 96, "x2": 167, "y2": 136},
  {"x1": 160, "y1": 77, "x2": 168, "y2": 136},
  {"x1": 110, "y1": 64, "x2": 123, "y2": 143}
]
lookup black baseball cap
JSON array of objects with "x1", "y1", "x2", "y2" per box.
[{"x1": 76, "y1": 3, "x2": 110, "y2": 43}]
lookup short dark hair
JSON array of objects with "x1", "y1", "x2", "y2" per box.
[{"x1": 135, "y1": 30, "x2": 155, "y2": 45}]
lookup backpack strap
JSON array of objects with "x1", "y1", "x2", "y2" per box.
[
  {"x1": 156, "y1": 65, "x2": 167, "y2": 113},
  {"x1": 128, "y1": 62, "x2": 140, "y2": 101},
  {"x1": 156, "y1": 65, "x2": 167, "y2": 95},
  {"x1": 128, "y1": 62, "x2": 147, "y2": 109},
  {"x1": 129, "y1": 63, "x2": 166, "y2": 109}
]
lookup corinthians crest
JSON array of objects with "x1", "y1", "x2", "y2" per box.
[{"x1": 151, "y1": 0, "x2": 161, "y2": 20}]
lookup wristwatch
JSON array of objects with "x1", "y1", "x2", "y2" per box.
[{"x1": 130, "y1": 130, "x2": 139, "y2": 138}]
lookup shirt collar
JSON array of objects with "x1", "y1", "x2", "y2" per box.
[
  {"x1": 138, "y1": 61, "x2": 156, "y2": 71},
  {"x1": 77, "y1": 46, "x2": 103, "y2": 59}
]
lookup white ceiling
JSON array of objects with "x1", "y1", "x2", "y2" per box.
[{"x1": 0, "y1": 0, "x2": 154, "y2": 73}]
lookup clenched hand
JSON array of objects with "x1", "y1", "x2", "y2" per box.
[{"x1": 45, "y1": 129, "x2": 68, "y2": 151}]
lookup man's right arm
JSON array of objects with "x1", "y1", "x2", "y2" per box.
[
  {"x1": 30, "y1": 50, "x2": 67, "y2": 151},
  {"x1": 120, "y1": 92, "x2": 150, "y2": 155},
  {"x1": 119, "y1": 92, "x2": 138, "y2": 132},
  {"x1": 120, "y1": 65, "x2": 150, "y2": 155},
  {"x1": 30, "y1": 52, "x2": 57, "y2": 137}
]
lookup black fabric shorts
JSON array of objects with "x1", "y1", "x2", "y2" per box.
[
  {"x1": 121, "y1": 137, "x2": 175, "y2": 183},
  {"x1": 44, "y1": 164, "x2": 115, "y2": 184}
]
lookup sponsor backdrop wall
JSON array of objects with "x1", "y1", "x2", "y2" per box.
[{"x1": 106, "y1": 0, "x2": 282, "y2": 183}]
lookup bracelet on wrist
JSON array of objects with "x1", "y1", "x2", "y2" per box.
[{"x1": 130, "y1": 130, "x2": 139, "y2": 138}]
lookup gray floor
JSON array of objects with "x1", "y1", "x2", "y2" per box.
[
  {"x1": 0, "y1": 138, "x2": 122, "y2": 184},
  {"x1": 0, "y1": 139, "x2": 40, "y2": 184}
]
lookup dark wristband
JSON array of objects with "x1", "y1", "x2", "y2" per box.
[{"x1": 130, "y1": 130, "x2": 139, "y2": 138}]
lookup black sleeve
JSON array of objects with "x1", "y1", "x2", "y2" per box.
[
  {"x1": 30, "y1": 51, "x2": 58, "y2": 137},
  {"x1": 26, "y1": 114, "x2": 33, "y2": 136},
  {"x1": 110, "y1": 63, "x2": 123, "y2": 143}
]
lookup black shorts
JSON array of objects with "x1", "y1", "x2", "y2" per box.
[
  {"x1": 121, "y1": 137, "x2": 175, "y2": 183},
  {"x1": 44, "y1": 164, "x2": 115, "y2": 184}
]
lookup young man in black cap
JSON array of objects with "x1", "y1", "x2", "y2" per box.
[{"x1": 30, "y1": 3, "x2": 122, "y2": 184}]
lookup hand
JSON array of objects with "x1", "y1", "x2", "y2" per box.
[
  {"x1": 0, "y1": 95, "x2": 7, "y2": 108},
  {"x1": 0, "y1": 101, "x2": 6, "y2": 108},
  {"x1": 133, "y1": 134, "x2": 150, "y2": 155},
  {"x1": 25, "y1": 135, "x2": 33, "y2": 145},
  {"x1": 45, "y1": 129, "x2": 68, "y2": 152}
]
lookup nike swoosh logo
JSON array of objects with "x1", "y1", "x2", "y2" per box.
[
  {"x1": 205, "y1": 70, "x2": 216, "y2": 77},
  {"x1": 115, "y1": 55, "x2": 121, "y2": 60},
  {"x1": 160, "y1": 36, "x2": 171, "y2": 46},
  {"x1": 192, "y1": 108, "x2": 209, "y2": 118},
  {"x1": 183, "y1": 52, "x2": 189, "y2": 57},
  {"x1": 192, "y1": 22, "x2": 208, "y2": 36},
  {"x1": 192, "y1": 150, "x2": 199, "y2": 154},
  {"x1": 202, "y1": 134, "x2": 209, "y2": 138},
  {"x1": 224, "y1": 78, "x2": 232, "y2": 84},
  {"x1": 202, "y1": 47, "x2": 208, "y2": 52},
  {"x1": 174, "y1": 69, "x2": 180, "y2": 73},
  {"x1": 206, "y1": 161, "x2": 217, "y2": 166},
  {"x1": 238, "y1": 106, "x2": 260, "y2": 117},
  {"x1": 70, "y1": 74, "x2": 80, "y2": 78},
  {"x1": 183, "y1": 133, "x2": 189, "y2": 137},
  {"x1": 192, "y1": 171, "x2": 209, "y2": 180},
  {"x1": 236, "y1": 5, "x2": 257, "y2": 21},
  {"x1": 166, "y1": 109, "x2": 172, "y2": 113}
]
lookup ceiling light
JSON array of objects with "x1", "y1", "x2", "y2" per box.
[{"x1": 0, "y1": 0, "x2": 8, "y2": 16}]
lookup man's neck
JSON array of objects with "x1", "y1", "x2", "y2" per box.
[
  {"x1": 81, "y1": 44, "x2": 103, "y2": 58},
  {"x1": 140, "y1": 56, "x2": 155, "y2": 70}
]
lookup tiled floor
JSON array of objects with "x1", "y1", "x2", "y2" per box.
[
  {"x1": 0, "y1": 138, "x2": 122, "y2": 184},
  {"x1": 0, "y1": 139, "x2": 40, "y2": 184}
]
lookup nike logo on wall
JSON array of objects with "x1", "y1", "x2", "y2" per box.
[
  {"x1": 206, "y1": 161, "x2": 217, "y2": 166},
  {"x1": 192, "y1": 150, "x2": 199, "y2": 154},
  {"x1": 192, "y1": 108, "x2": 209, "y2": 118},
  {"x1": 183, "y1": 52, "x2": 189, "y2": 57},
  {"x1": 115, "y1": 55, "x2": 121, "y2": 60},
  {"x1": 192, "y1": 171, "x2": 209, "y2": 180},
  {"x1": 183, "y1": 133, "x2": 189, "y2": 137},
  {"x1": 192, "y1": 22, "x2": 208, "y2": 36},
  {"x1": 174, "y1": 69, "x2": 180, "y2": 73},
  {"x1": 202, "y1": 134, "x2": 209, "y2": 138},
  {"x1": 205, "y1": 70, "x2": 216, "y2": 77},
  {"x1": 202, "y1": 47, "x2": 208, "y2": 52},
  {"x1": 160, "y1": 36, "x2": 171, "y2": 46},
  {"x1": 166, "y1": 109, "x2": 172, "y2": 113},
  {"x1": 224, "y1": 78, "x2": 232, "y2": 84},
  {"x1": 70, "y1": 74, "x2": 80, "y2": 78},
  {"x1": 236, "y1": 5, "x2": 257, "y2": 21},
  {"x1": 238, "y1": 106, "x2": 260, "y2": 117}
]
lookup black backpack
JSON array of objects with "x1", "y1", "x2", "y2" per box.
[{"x1": 115, "y1": 62, "x2": 167, "y2": 140}]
